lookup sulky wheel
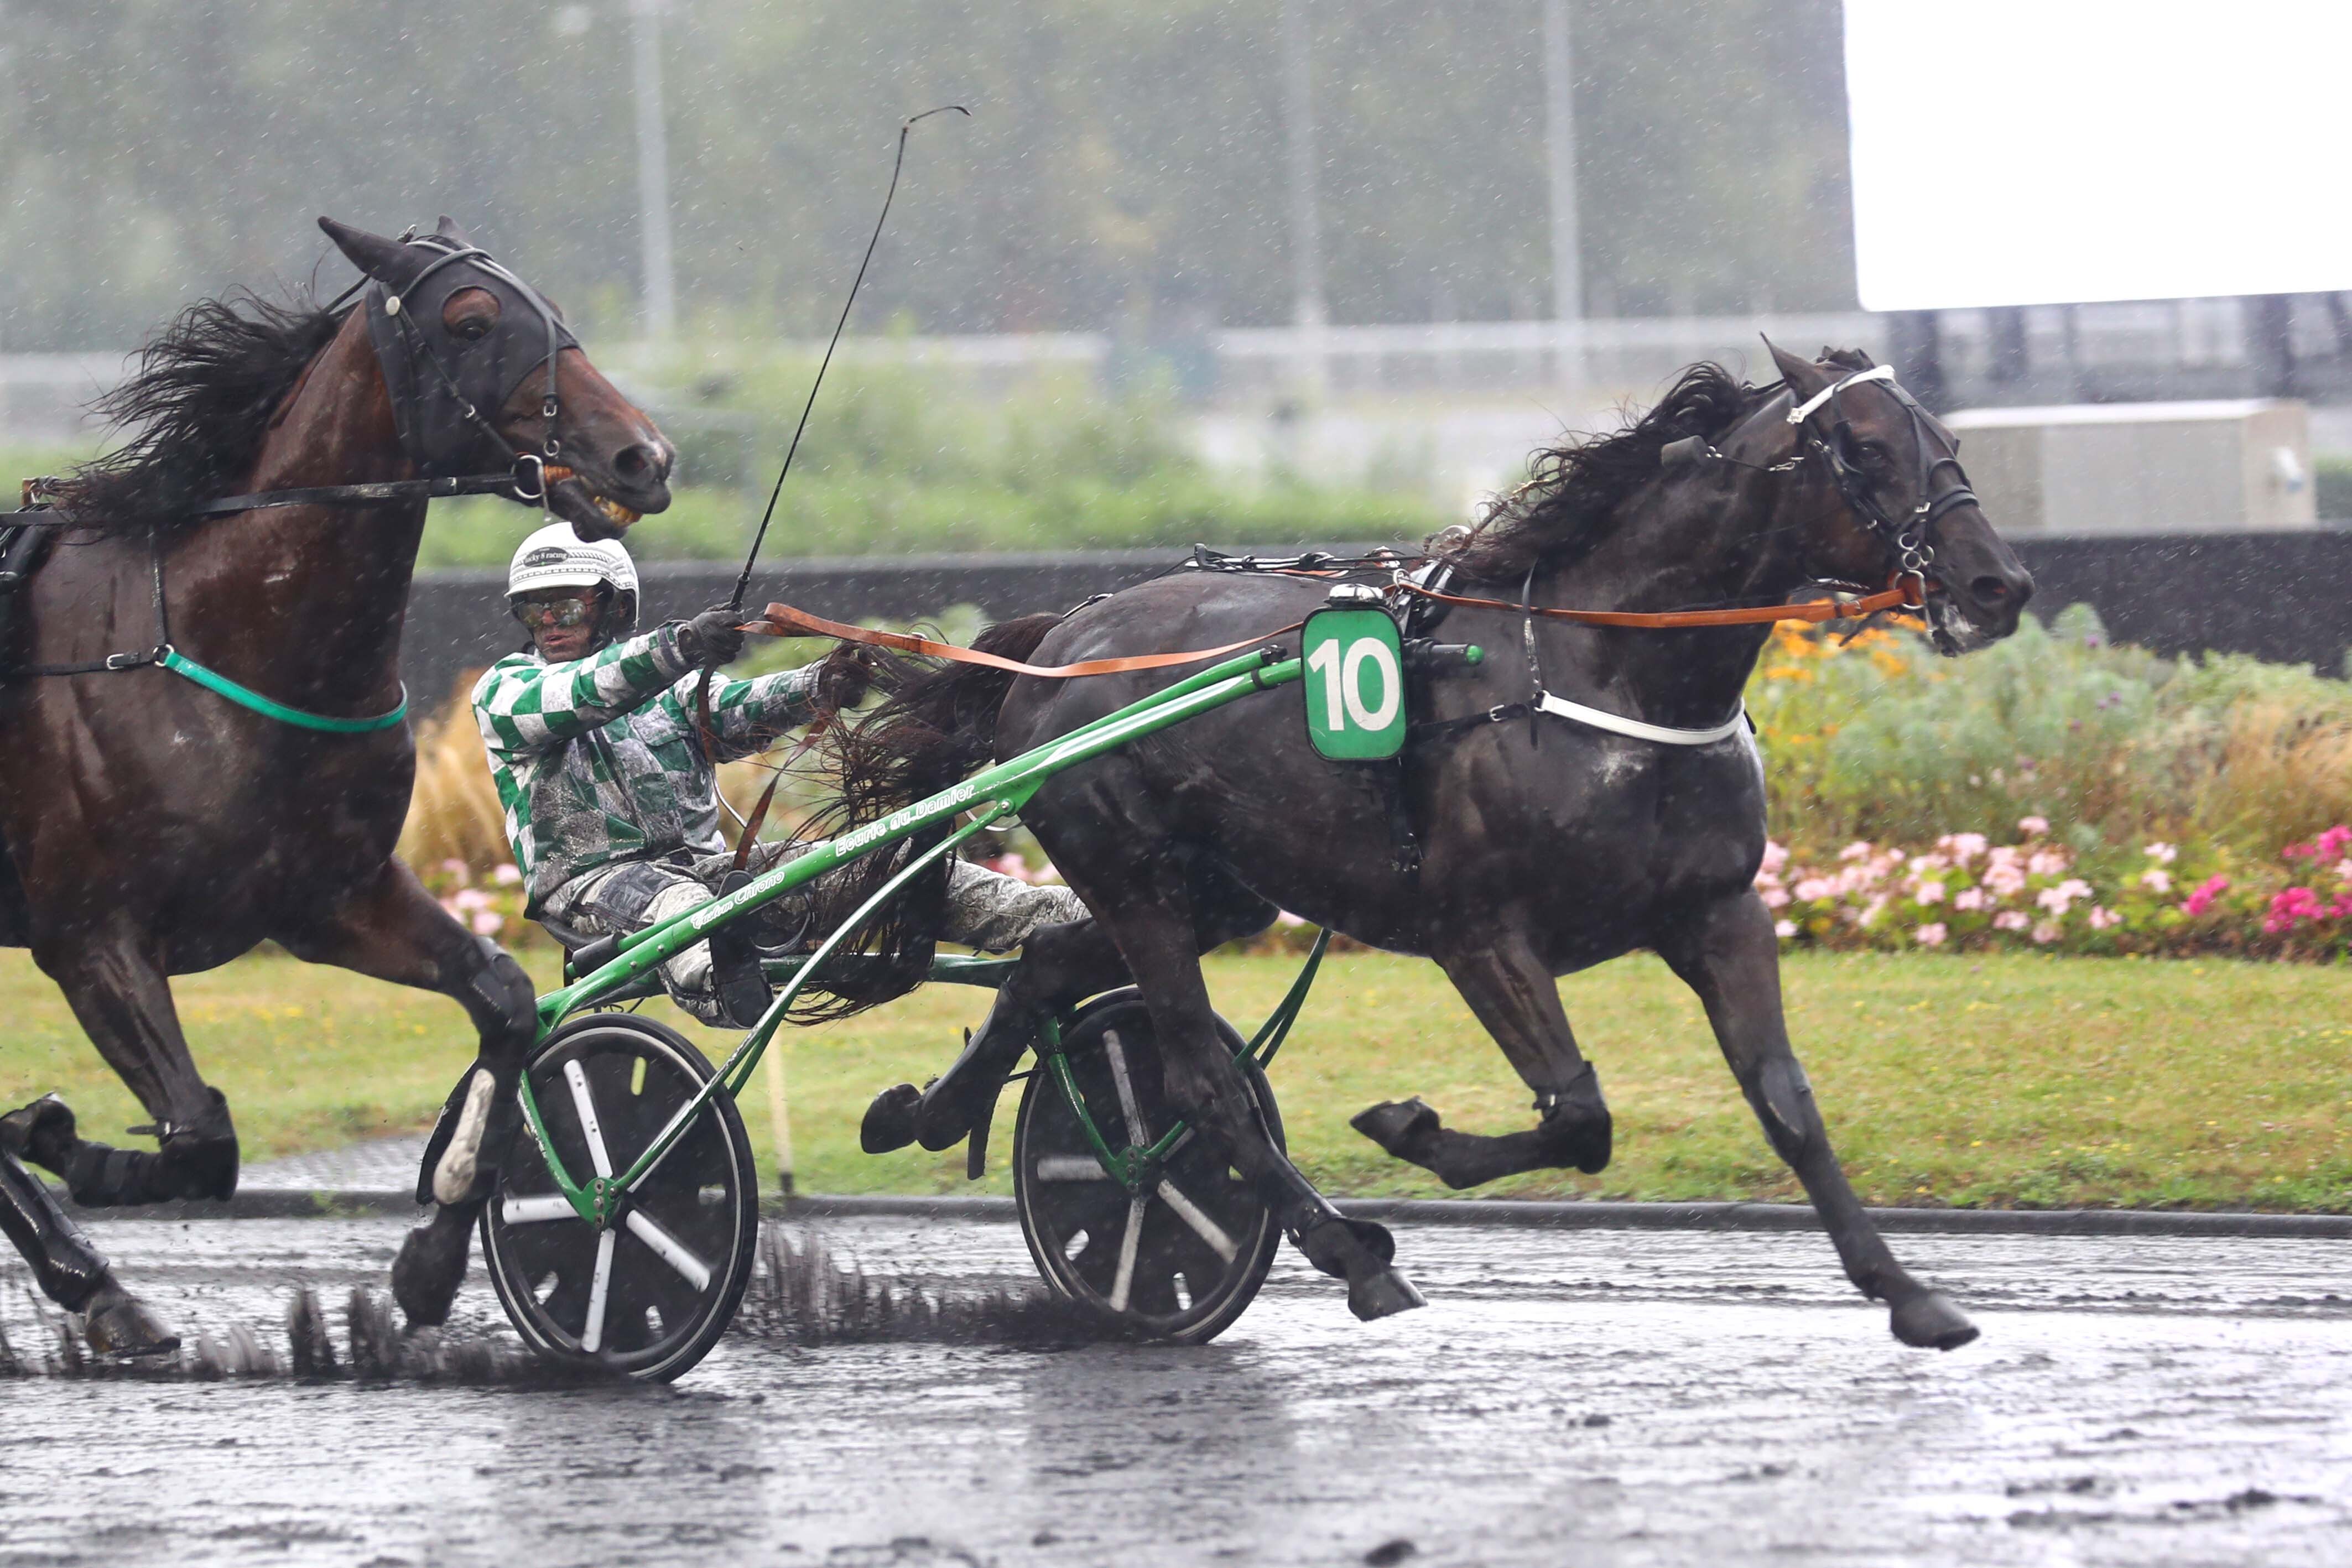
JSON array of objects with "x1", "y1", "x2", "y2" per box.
[
  {"x1": 1012, "y1": 990, "x2": 1282, "y2": 1343},
  {"x1": 480, "y1": 1014, "x2": 759, "y2": 1382}
]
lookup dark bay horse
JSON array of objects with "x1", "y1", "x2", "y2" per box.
[
  {"x1": 852, "y1": 343, "x2": 2031, "y2": 1346},
  {"x1": 0, "y1": 217, "x2": 674, "y2": 1351}
]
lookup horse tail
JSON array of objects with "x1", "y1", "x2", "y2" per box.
[
  {"x1": 780, "y1": 612, "x2": 1060, "y2": 1024},
  {"x1": 827, "y1": 612, "x2": 1061, "y2": 820}
]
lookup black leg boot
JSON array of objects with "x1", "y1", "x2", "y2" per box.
[
  {"x1": 859, "y1": 992, "x2": 1043, "y2": 1154},
  {"x1": 4, "y1": 1089, "x2": 239, "y2": 1207},
  {"x1": 0, "y1": 1145, "x2": 178, "y2": 1355}
]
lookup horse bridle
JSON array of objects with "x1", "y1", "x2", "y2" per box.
[
  {"x1": 362, "y1": 232, "x2": 579, "y2": 497},
  {"x1": 1783, "y1": 363, "x2": 1978, "y2": 590}
]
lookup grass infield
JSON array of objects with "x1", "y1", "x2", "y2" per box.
[{"x1": 1, "y1": 947, "x2": 2345, "y2": 1212}]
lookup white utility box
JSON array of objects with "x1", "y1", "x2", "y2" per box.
[{"x1": 1940, "y1": 399, "x2": 2315, "y2": 535}]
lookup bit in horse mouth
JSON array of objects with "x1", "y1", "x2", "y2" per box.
[{"x1": 537, "y1": 466, "x2": 641, "y2": 528}]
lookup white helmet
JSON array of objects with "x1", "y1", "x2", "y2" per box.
[{"x1": 506, "y1": 522, "x2": 639, "y2": 598}]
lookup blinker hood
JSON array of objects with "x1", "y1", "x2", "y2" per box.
[{"x1": 361, "y1": 237, "x2": 579, "y2": 478}]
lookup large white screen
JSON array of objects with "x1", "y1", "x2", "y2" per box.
[{"x1": 1846, "y1": 0, "x2": 2352, "y2": 310}]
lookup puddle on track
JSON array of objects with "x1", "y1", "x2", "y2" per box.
[{"x1": 3, "y1": 1216, "x2": 2349, "y2": 1566}]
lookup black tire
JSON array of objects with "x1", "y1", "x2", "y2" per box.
[
  {"x1": 1012, "y1": 990, "x2": 1282, "y2": 1343},
  {"x1": 480, "y1": 1014, "x2": 759, "y2": 1382}
]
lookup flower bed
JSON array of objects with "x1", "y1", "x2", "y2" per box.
[{"x1": 1761, "y1": 819, "x2": 2352, "y2": 960}]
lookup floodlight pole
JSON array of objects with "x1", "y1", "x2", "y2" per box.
[
  {"x1": 1542, "y1": 0, "x2": 1583, "y2": 389},
  {"x1": 629, "y1": 0, "x2": 678, "y2": 341},
  {"x1": 1281, "y1": 0, "x2": 1328, "y2": 399}
]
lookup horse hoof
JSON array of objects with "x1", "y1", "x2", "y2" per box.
[
  {"x1": 391, "y1": 1216, "x2": 470, "y2": 1329},
  {"x1": 860, "y1": 1083, "x2": 923, "y2": 1154},
  {"x1": 1350, "y1": 1097, "x2": 1440, "y2": 1158},
  {"x1": 1347, "y1": 1266, "x2": 1427, "y2": 1322},
  {"x1": 1890, "y1": 1291, "x2": 1979, "y2": 1351},
  {"x1": 79, "y1": 1284, "x2": 180, "y2": 1358}
]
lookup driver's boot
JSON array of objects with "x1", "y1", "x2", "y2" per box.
[{"x1": 860, "y1": 991, "x2": 1041, "y2": 1154}]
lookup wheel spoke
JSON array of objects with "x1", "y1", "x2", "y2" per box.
[
  {"x1": 1102, "y1": 1029, "x2": 1148, "y2": 1148},
  {"x1": 563, "y1": 1059, "x2": 615, "y2": 1179},
  {"x1": 1034, "y1": 1155, "x2": 1116, "y2": 1182},
  {"x1": 1154, "y1": 1178, "x2": 1239, "y2": 1263},
  {"x1": 580, "y1": 1227, "x2": 617, "y2": 1354},
  {"x1": 624, "y1": 1209, "x2": 714, "y2": 1292},
  {"x1": 1109, "y1": 1196, "x2": 1147, "y2": 1313},
  {"x1": 501, "y1": 1193, "x2": 581, "y2": 1225}
]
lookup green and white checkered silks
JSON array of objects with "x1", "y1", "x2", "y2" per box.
[{"x1": 471, "y1": 624, "x2": 822, "y2": 913}]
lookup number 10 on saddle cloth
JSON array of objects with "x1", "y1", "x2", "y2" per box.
[{"x1": 1301, "y1": 604, "x2": 1407, "y2": 762}]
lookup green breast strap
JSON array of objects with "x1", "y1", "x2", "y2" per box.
[{"x1": 160, "y1": 648, "x2": 409, "y2": 734}]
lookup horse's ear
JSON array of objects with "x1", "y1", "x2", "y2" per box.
[
  {"x1": 318, "y1": 217, "x2": 428, "y2": 289},
  {"x1": 434, "y1": 214, "x2": 476, "y2": 249},
  {"x1": 1764, "y1": 336, "x2": 1836, "y2": 402}
]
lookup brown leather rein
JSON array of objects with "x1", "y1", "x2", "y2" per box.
[
  {"x1": 740, "y1": 571, "x2": 1926, "y2": 676},
  {"x1": 1392, "y1": 571, "x2": 1927, "y2": 629}
]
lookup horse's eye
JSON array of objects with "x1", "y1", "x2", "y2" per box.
[{"x1": 455, "y1": 316, "x2": 492, "y2": 342}]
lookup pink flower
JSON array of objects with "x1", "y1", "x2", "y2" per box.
[
  {"x1": 2140, "y1": 868, "x2": 2173, "y2": 894},
  {"x1": 2088, "y1": 905, "x2": 2122, "y2": 930},
  {"x1": 1908, "y1": 853, "x2": 1951, "y2": 875},
  {"x1": 1986, "y1": 846, "x2": 2021, "y2": 868},
  {"x1": 1856, "y1": 895, "x2": 1888, "y2": 928},
  {"x1": 492, "y1": 863, "x2": 524, "y2": 887},
  {"x1": 452, "y1": 887, "x2": 493, "y2": 912},
  {"x1": 1773, "y1": 919, "x2": 1798, "y2": 939},
  {"x1": 2031, "y1": 920, "x2": 2060, "y2": 945},
  {"x1": 1760, "y1": 885, "x2": 1791, "y2": 909},
  {"x1": 1938, "y1": 832, "x2": 1989, "y2": 865},
  {"x1": 2143, "y1": 842, "x2": 2178, "y2": 866},
  {"x1": 1984, "y1": 863, "x2": 2028, "y2": 897},
  {"x1": 1760, "y1": 840, "x2": 1790, "y2": 876},
  {"x1": 2027, "y1": 849, "x2": 2070, "y2": 877},
  {"x1": 1839, "y1": 841, "x2": 1874, "y2": 862},
  {"x1": 2018, "y1": 815, "x2": 2050, "y2": 837},
  {"x1": 1993, "y1": 910, "x2": 2031, "y2": 931},
  {"x1": 439, "y1": 857, "x2": 470, "y2": 885},
  {"x1": 1914, "y1": 922, "x2": 1948, "y2": 947},
  {"x1": 2265, "y1": 887, "x2": 2327, "y2": 934},
  {"x1": 1952, "y1": 888, "x2": 1987, "y2": 912},
  {"x1": 2181, "y1": 874, "x2": 2231, "y2": 918},
  {"x1": 1914, "y1": 880, "x2": 1946, "y2": 905},
  {"x1": 470, "y1": 909, "x2": 504, "y2": 936},
  {"x1": 1792, "y1": 877, "x2": 1837, "y2": 902}
]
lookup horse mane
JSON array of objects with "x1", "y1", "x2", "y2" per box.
[
  {"x1": 1429, "y1": 361, "x2": 1775, "y2": 582},
  {"x1": 57, "y1": 290, "x2": 351, "y2": 533}
]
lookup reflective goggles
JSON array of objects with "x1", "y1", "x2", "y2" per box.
[{"x1": 512, "y1": 594, "x2": 601, "y2": 630}]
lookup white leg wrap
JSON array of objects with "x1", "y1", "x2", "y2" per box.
[{"x1": 431, "y1": 1067, "x2": 498, "y2": 1206}]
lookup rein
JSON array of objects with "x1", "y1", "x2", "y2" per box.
[
  {"x1": 745, "y1": 601, "x2": 1307, "y2": 679},
  {"x1": 1392, "y1": 573, "x2": 1926, "y2": 629}
]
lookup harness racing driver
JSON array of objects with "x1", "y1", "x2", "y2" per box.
[{"x1": 478, "y1": 523, "x2": 1087, "y2": 1035}]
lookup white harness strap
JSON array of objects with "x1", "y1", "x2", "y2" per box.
[
  {"x1": 1534, "y1": 690, "x2": 1749, "y2": 746},
  {"x1": 1786, "y1": 363, "x2": 1896, "y2": 426}
]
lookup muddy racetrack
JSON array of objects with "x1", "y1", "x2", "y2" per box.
[{"x1": 3, "y1": 1213, "x2": 2348, "y2": 1566}]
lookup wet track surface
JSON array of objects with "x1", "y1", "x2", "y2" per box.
[{"x1": 4, "y1": 1214, "x2": 2350, "y2": 1566}]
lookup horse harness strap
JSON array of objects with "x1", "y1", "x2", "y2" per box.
[{"x1": 0, "y1": 532, "x2": 408, "y2": 731}]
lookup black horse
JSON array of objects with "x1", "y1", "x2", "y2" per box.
[
  {"x1": 852, "y1": 344, "x2": 2032, "y2": 1346},
  {"x1": 0, "y1": 218, "x2": 674, "y2": 1350}
]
